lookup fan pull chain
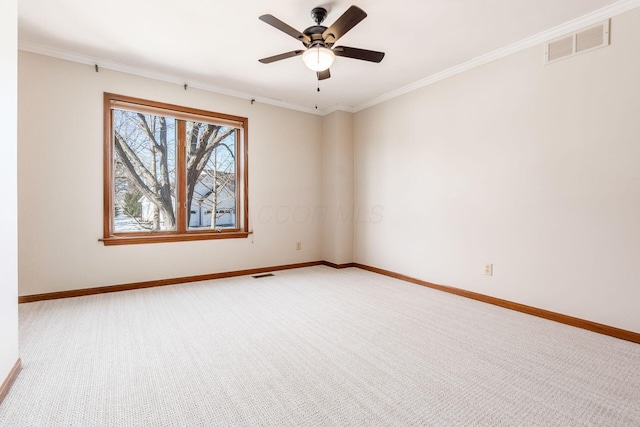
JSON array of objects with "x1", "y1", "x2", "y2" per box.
[{"x1": 315, "y1": 70, "x2": 322, "y2": 109}]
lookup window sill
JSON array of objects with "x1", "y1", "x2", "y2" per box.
[{"x1": 100, "y1": 231, "x2": 250, "y2": 246}]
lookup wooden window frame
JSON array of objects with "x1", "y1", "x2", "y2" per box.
[{"x1": 101, "y1": 93, "x2": 249, "y2": 246}]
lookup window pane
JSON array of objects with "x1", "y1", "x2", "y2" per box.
[
  {"x1": 186, "y1": 122, "x2": 237, "y2": 230},
  {"x1": 112, "y1": 110, "x2": 177, "y2": 232}
]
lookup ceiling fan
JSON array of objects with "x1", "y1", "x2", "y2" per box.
[{"x1": 258, "y1": 5, "x2": 385, "y2": 81}]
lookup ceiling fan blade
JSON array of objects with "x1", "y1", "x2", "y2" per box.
[
  {"x1": 259, "y1": 14, "x2": 311, "y2": 44},
  {"x1": 317, "y1": 69, "x2": 331, "y2": 80},
  {"x1": 322, "y1": 5, "x2": 367, "y2": 44},
  {"x1": 333, "y1": 46, "x2": 385, "y2": 63},
  {"x1": 259, "y1": 50, "x2": 305, "y2": 64}
]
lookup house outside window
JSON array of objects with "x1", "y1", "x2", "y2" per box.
[{"x1": 102, "y1": 93, "x2": 248, "y2": 245}]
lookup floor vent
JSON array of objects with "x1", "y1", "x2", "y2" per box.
[
  {"x1": 252, "y1": 273, "x2": 275, "y2": 279},
  {"x1": 545, "y1": 19, "x2": 610, "y2": 64}
]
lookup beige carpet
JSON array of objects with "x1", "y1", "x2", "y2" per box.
[{"x1": 1, "y1": 266, "x2": 639, "y2": 426}]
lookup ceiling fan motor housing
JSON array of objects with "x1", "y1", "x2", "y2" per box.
[{"x1": 303, "y1": 26, "x2": 328, "y2": 48}]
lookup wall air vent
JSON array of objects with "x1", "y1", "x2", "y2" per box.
[
  {"x1": 252, "y1": 273, "x2": 275, "y2": 279},
  {"x1": 545, "y1": 19, "x2": 610, "y2": 64}
]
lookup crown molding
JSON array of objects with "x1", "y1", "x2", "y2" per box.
[
  {"x1": 18, "y1": 40, "x2": 323, "y2": 116},
  {"x1": 320, "y1": 104, "x2": 356, "y2": 116},
  {"x1": 18, "y1": 0, "x2": 640, "y2": 117},
  {"x1": 353, "y1": 0, "x2": 640, "y2": 112}
]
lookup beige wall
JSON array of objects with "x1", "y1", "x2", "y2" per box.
[
  {"x1": 354, "y1": 8, "x2": 640, "y2": 333},
  {"x1": 0, "y1": 0, "x2": 19, "y2": 383},
  {"x1": 18, "y1": 52, "x2": 323, "y2": 295},
  {"x1": 322, "y1": 110, "x2": 354, "y2": 265}
]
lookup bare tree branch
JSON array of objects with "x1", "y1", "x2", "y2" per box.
[
  {"x1": 115, "y1": 130, "x2": 176, "y2": 229},
  {"x1": 114, "y1": 132, "x2": 162, "y2": 207},
  {"x1": 137, "y1": 113, "x2": 164, "y2": 152}
]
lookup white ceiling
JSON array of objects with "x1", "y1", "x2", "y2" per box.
[{"x1": 18, "y1": 0, "x2": 631, "y2": 113}]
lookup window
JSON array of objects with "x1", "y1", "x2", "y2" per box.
[{"x1": 102, "y1": 93, "x2": 248, "y2": 245}]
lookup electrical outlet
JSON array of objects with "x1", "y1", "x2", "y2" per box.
[
  {"x1": 296, "y1": 242, "x2": 302, "y2": 250},
  {"x1": 484, "y1": 263, "x2": 493, "y2": 276}
]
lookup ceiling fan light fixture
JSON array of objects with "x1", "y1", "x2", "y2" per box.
[{"x1": 302, "y1": 46, "x2": 335, "y2": 72}]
